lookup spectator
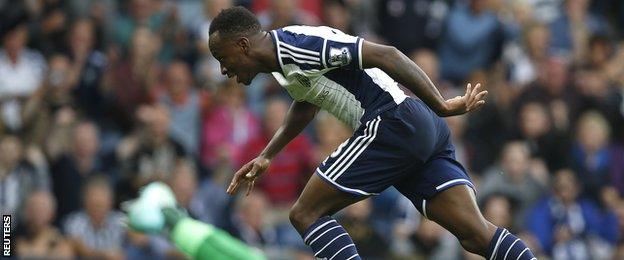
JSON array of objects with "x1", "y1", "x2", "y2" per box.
[
  {"x1": 322, "y1": 0, "x2": 353, "y2": 35},
  {"x1": 51, "y1": 121, "x2": 114, "y2": 221},
  {"x1": 192, "y1": 0, "x2": 234, "y2": 92},
  {"x1": 339, "y1": 199, "x2": 390, "y2": 258},
  {"x1": 457, "y1": 72, "x2": 510, "y2": 174},
  {"x1": 570, "y1": 111, "x2": 613, "y2": 201},
  {"x1": 65, "y1": 19, "x2": 109, "y2": 125},
  {"x1": 117, "y1": 105, "x2": 187, "y2": 202},
  {"x1": 514, "y1": 57, "x2": 582, "y2": 137},
  {"x1": 201, "y1": 80, "x2": 260, "y2": 170},
  {"x1": 0, "y1": 20, "x2": 47, "y2": 132},
  {"x1": 158, "y1": 60, "x2": 209, "y2": 156},
  {"x1": 29, "y1": 1, "x2": 69, "y2": 56},
  {"x1": 548, "y1": 0, "x2": 610, "y2": 61},
  {"x1": 16, "y1": 190, "x2": 73, "y2": 259},
  {"x1": 0, "y1": 135, "x2": 49, "y2": 220},
  {"x1": 526, "y1": 0, "x2": 564, "y2": 24},
  {"x1": 63, "y1": 176, "x2": 126, "y2": 260},
  {"x1": 448, "y1": 72, "x2": 509, "y2": 175},
  {"x1": 190, "y1": 0, "x2": 233, "y2": 45},
  {"x1": 479, "y1": 141, "x2": 548, "y2": 226},
  {"x1": 45, "y1": 106, "x2": 79, "y2": 160},
  {"x1": 409, "y1": 49, "x2": 452, "y2": 93},
  {"x1": 156, "y1": 3, "x2": 194, "y2": 64},
  {"x1": 102, "y1": 26, "x2": 161, "y2": 132},
  {"x1": 573, "y1": 66, "x2": 624, "y2": 137},
  {"x1": 252, "y1": 0, "x2": 323, "y2": 21},
  {"x1": 21, "y1": 54, "x2": 73, "y2": 146},
  {"x1": 515, "y1": 101, "x2": 571, "y2": 171},
  {"x1": 169, "y1": 160, "x2": 199, "y2": 211},
  {"x1": 239, "y1": 97, "x2": 314, "y2": 206},
  {"x1": 228, "y1": 191, "x2": 279, "y2": 251},
  {"x1": 189, "y1": 165, "x2": 233, "y2": 228},
  {"x1": 257, "y1": 0, "x2": 320, "y2": 30},
  {"x1": 516, "y1": 57, "x2": 575, "y2": 107},
  {"x1": 481, "y1": 193, "x2": 516, "y2": 230},
  {"x1": 112, "y1": 0, "x2": 164, "y2": 51},
  {"x1": 585, "y1": 34, "x2": 614, "y2": 70},
  {"x1": 412, "y1": 218, "x2": 461, "y2": 259},
  {"x1": 377, "y1": 0, "x2": 449, "y2": 54},
  {"x1": 506, "y1": 22, "x2": 551, "y2": 87},
  {"x1": 438, "y1": 0, "x2": 506, "y2": 84},
  {"x1": 525, "y1": 169, "x2": 618, "y2": 259}
]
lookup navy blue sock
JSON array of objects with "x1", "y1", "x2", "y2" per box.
[
  {"x1": 302, "y1": 216, "x2": 361, "y2": 260},
  {"x1": 487, "y1": 227, "x2": 536, "y2": 260}
]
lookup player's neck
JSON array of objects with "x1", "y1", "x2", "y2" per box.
[{"x1": 251, "y1": 31, "x2": 281, "y2": 73}]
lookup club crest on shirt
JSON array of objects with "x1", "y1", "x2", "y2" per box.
[{"x1": 328, "y1": 47, "x2": 351, "y2": 67}]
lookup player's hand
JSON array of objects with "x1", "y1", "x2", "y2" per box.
[
  {"x1": 441, "y1": 83, "x2": 487, "y2": 116},
  {"x1": 227, "y1": 156, "x2": 271, "y2": 196}
]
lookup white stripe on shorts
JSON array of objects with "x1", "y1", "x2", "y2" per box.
[
  {"x1": 328, "y1": 117, "x2": 381, "y2": 180},
  {"x1": 315, "y1": 169, "x2": 376, "y2": 196},
  {"x1": 323, "y1": 118, "x2": 376, "y2": 178},
  {"x1": 435, "y1": 178, "x2": 472, "y2": 191}
]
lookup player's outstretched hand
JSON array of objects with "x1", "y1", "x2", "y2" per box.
[
  {"x1": 227, "y1": 156, "x2": 271, "y2": 196},
  {"x1": 441, "y1": 83, "x2": 488, "y2": 116}
]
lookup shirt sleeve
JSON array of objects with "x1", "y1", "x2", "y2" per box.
[{"x1": 273, "y1": 26, "x2": 363, "y2": 71}]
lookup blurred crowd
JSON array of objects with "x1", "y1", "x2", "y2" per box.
[{"x1": 0, "y1": 0, "x2": 623, "y2": 259}]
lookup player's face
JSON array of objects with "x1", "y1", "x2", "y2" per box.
[{"x1": 209, "y1": 33, "x2": 258, "y2": 85}]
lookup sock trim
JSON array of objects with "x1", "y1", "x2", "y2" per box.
[
  {"x1": 314, "y1": 233, "x2": 349, "y2": 257},
  {"x1": 304, "y1": 219, "x2": 337, "y2": 243},
  {"x1": 309, "y1": 226, "x2": 341, "y2": 246},
  {"x1": 516, "y1": 248, "x2": 529, "y2": 260},
  {"x1": 346, "y1": 254, "x2": 359, "y2": 260},
  {"x1": 329, "y1": 244, "x2": 355, "y2": 260},
  {"x1": 497, "y1": 232, "x2": 512, "y2": 258},
  {"x1": 503, "y1": 239, "x2": 520, "y2": 260},
  {"x1": 489, "y1": 229, "x2": 508, "y2": 260}
]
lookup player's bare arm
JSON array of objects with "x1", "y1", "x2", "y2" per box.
[
  {"x1": 361, "y1": 41, "x2": 487, "y2": 117},
  {"x1": 226, "y1": 100, "x2": 319, "y2": 195}
]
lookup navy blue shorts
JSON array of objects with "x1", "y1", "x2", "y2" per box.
[{"x1": 316, "y1": 98, "x2": 474, "y2": 216}]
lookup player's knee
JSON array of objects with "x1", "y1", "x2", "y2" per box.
[{"x1": 289, "y1": 202, "x2": 321, "y2": 232}]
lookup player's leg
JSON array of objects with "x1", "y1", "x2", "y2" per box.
[
  {"x1": 426, "y1": 185, "x2": 536, "y2": 259},
  {"x1": 395, "y1": 155, "x2": 536, "y2": 260},
  {"x1": 394, "y1": 98, "x2": 535, "y2": 259},
  {"x1": 297, "y1": 113, "x2": 420, "y2": 260},
  {"x1": 289, "y1": 173, "x2": 365, "y2": 260},
  {"x1": 424, "y1": 185, "x2": 495, "y2": 255}
]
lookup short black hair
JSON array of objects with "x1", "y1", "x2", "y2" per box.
[
  {"x1": 209, "y1": 6, "x2": 261, "y2": 38},
  {"x1": 0, "y1": 2, "x2": 28, "y2": 40}
]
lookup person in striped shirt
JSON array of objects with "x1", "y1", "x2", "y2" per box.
[{"x1": 209, "y1": 6, "x2": 535, "y2": 260}]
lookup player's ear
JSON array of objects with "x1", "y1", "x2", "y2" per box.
[{"x1": 237, "y1": 37, "x2": 250, "y2": 54}]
